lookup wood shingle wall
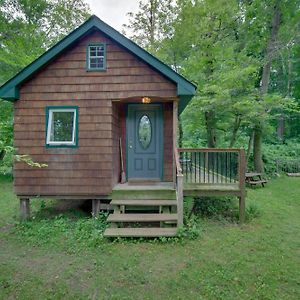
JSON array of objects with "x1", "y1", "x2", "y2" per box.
[{"x1": 14, "y1": 30, "x2": 177, "y2": 197}]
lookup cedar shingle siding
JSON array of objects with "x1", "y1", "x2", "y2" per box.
[{"x1": 14, "y1": 31, "x2": 176, "y2": 196}]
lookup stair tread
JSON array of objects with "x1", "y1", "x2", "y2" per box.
[
  {"x1": 104, "y1": 227, "x2": 177, "y2": 237},
  {"x1": 110, "y1": 199, "x2": 177, "y2": 206},
  {"x1": 107, "y1": 213, "x2": 178, "y2": 222}
]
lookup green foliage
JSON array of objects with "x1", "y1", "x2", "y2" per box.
[
  {"x1": 246, "y1": 203, "x2": 262, "y2": 222},
  {"x1": 191, "y1": 197, "x2": 237, "y2": 220},
  {"x1": 0, "y1": 0, "x2": 91, "y2": 83},
  {"x1": 0, "y1": 0, "x2": 90, "y2": 173},
  {"x1": 262, "y1": 139, "x2": 300, "y2": 175},
  {"x1": 125, "y1": 0, "x2": 300, "y2": 172},
  {"x1": 14, "y1": 211, "x2": 109, "y2": 252},
  {"x1": 122, "y1": 0, "x2": 177, "y2": 54},
  {"x1": 190, "y1": 196, "x2": 262, "y2": 223}
]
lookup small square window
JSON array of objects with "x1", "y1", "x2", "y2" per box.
[
  {"x1": 46, "y1": 107, "x2": 78, "y2": 147},
  {"x1": 87, "y1": 43, "x2": 106, "y2": 71}
]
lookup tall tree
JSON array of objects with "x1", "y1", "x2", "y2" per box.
[
  {"x1": 123, "y1": 0, "x2": 176, "y2": 54},
  {"x1": 0, "y1": 0, "x2": 90, "y2": 166},
  {"x1": 0, "y1": 0, "x2": 90, "y2": 83}
]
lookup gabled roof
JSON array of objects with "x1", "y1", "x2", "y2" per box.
[{"x1": 0, "y1": 15, "x2": 196, "y2": 112}]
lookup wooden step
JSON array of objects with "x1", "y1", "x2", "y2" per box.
[
  {"x1": 107, "y1": 213, "x2": 178, "y2": 222},
  {"x1": 104, "y1": 227, "x2": 177, "y2": 237},
  {"x1": 110, "y1": 199, "x2": 177, "y2": 206}
]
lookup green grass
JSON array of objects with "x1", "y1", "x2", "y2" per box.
[{"x1": 0, "y1": 176, "x2": 299, "y2": 299}]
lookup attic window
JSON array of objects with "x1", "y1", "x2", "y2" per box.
[
  {"x1": 46, "y1": 106, "x2": 78, "y2": 148},
  {"x1": 87, "y1": 43, "x2": 106, "y2": 71}
]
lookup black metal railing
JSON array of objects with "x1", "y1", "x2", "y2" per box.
[{"x1": 178, "y1": 149, "x2": 243, "y2": 184}]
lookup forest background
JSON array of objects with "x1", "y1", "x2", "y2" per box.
[{"x1": 1, "y1": 0, "x2": 299, "y2": 175}]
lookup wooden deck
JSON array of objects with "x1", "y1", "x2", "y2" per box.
[
  {"x1": 113, "y1": 182, "x2": 241, "y2": 196},
  {"x1": 184, "y1": 183, "x2": 241, "y2": 196},
  {"x1": 103, "y1": 148, "x2": 246, "y2": 238}
]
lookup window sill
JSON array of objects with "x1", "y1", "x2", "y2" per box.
[
  {"x1": 86, "y1": 68, "x2": 107, "y2": 72},
  {"x1": 45, "y1": 144, "x2": 78, "y2": 149}
]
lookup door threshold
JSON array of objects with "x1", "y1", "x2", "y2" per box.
[{"x1": 128, "y1": 178, "x2": 161, "y2": 185}]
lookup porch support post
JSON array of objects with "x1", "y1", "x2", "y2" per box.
[
  {"x1": 20, "y1": 198, "x2": 30, "y2": 220},
  {"x1": 177, "y1": 173, "x2": 184, "y2": 227},
  {"x1": 173, "y1": 100, "x2": 179, "y2": 188},
  {"x1": 239, "y1": 195, "x2": 246, "y2": 224},
  {"x1": 92, "y1": 199, "x2": 101, "y2": 217},
  {"x1": 238, "y1": 149, "x2": 246, "y2": 224}
]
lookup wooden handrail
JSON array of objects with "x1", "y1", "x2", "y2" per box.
[
  {"x1": 178, "y1": 148, "x2": 242, "y2": 153},
  {"x1": 174, "y1": 147, "x2": 182, "y2": 175}
]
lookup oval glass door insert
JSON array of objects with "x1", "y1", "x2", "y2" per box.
[{"x1": 138, "y1": 115, "x2": 152, "y2": 149}]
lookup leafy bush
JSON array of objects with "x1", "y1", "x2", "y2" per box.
[
  {"x1": 14, "y1": 212, "x2": 109, "y2": 252},
  {"x1": 246, "y1": 203, "x2": 262, "y2": 222},
  {"x1": 189, "y1": 196, "x2": 262, "y2": 223},
  {"x1": 262, "y1": 139, "x2": 300, "y2": 175},
  {"x1": 191, "y1": 197, "x2": 237, "y2": 219}
]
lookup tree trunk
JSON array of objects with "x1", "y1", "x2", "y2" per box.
[
  {"x1": 246, "y1": 130, "x2": 254, "y2": 165},
  {"x1": 205, "y1": 110, "x2": 217, "y2": 148},
  {"x1": 229, "y1": 115, "x2": 242, "y2": 148},
  {"x1": 253, "y1": 2, "x2": 281, "y2": 173},
  {"x1": 0, "y1": 150, "x2": 5, "y2": 161},
  {"x1": 277, "y1": 116, "x2": 285, "y2": 141},
  {"x1": 277, "y1": 47, "x2": 292, "y2": 141},
  {"x1": 253, "y1": 125, "x2": 264, "y2": 172}
]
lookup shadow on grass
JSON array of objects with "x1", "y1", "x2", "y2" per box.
[{"x1": 31, "y1": 199, "x2": 92, "y2": 221}]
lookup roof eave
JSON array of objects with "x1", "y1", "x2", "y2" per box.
[{"x1": 0, "y1": 15, "x2": 197, "y2": 103}]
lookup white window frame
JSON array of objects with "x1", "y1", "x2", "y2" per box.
[
  {"x1": 87, "y1": 43, "x2": 106, "y2": 70},
  {"x1": 46, "y1": 108, "x2": 77, "y2": 146}
]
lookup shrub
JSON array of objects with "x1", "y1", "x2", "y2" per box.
[
  {"x1": 189, "y1": 196, "x2": 262, "y2": 223},
  {"x1": 262, "y1": 139, "x2": 300, "y2": 175},
  {"x1": 191, "y1": 197, "x2": 237, "y2": 219}
]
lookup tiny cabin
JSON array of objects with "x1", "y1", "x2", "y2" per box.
[{"x1": 0, "y1": 16, "x2": 246, "y2": 237}]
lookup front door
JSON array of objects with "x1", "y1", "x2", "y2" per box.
[{"x1": 127, "y1": 104, "x2": 163, "y2": 181}]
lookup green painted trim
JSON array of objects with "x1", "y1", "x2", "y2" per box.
[
  {"x1": 125, "y1": 103, "x2": 129, "y2": 181},
  {"x1": 0, "y1": 15, "x2": 196, "y2": 102},
  {"x1": 179, "y1": 95, "x2": 193, "y2": 114},
  {"x1": 86, "y1": 42, "x2": 107, "y2": 71},
  {"x1": 126, "y1": 103, "x2": 163, "y2": 181},
  {"x1": 161, "y1": 104, "x2": 165, "y2": 181},
  {"x1": 45, "y1": 106, "x2": 79, "y2": 148},
  {"x1": 0, "y1": 86, "x2": 19, "y2": 100}
]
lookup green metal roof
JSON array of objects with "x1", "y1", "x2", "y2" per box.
[{"x1": 0, "y1": 15, "x2": 196, "y2": 112}]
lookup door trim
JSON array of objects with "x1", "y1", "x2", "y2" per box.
[{"x1": 126, "y1": 103, "x2": 164, "y2": 181}]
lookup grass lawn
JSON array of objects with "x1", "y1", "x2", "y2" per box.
[{"x1": 0, "y1": 176, "x2": 299, "y2": 299}]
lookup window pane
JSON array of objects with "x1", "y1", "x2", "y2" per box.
[
  {"x1": 88, "y1": 44, "x2": 105, "y2": 69},
  {"x1": 95, "y1": 57, "x2": 104, "y2": 68},
  {"x1": 96, "y1": 46, "x2": 104, "y2": 56},
  {"x1": 50, "y1": 111, "x2": 74, "y2": 142},
  {"x1": 89, "y1": 46, "x2": 97, "y2": 56},
  {"x1": 138, "y1": 115, "x2": 152, "y2": 149},
  {"x1": 90, "y1": 58, "x2": 97, "y2": 64}
]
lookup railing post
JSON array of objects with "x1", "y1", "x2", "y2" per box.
[
  {"x1": 176, "y1": 173, "x2": 184, "y2": 227},
  {"x1": 238, "y1": 149, "x2": 246, "y2": 224}
]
